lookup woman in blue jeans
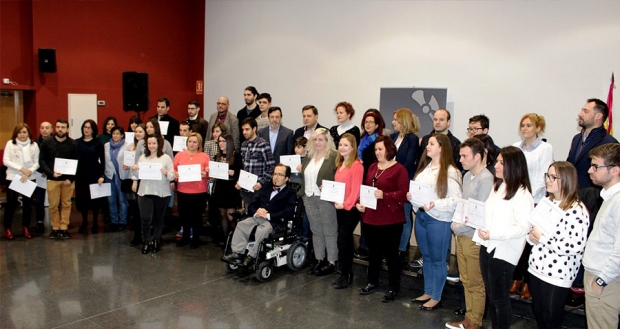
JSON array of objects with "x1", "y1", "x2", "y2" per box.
[
  {"x1": 409, "y1": 134, "x2": 462, "y2": 310},
  {"x1": 104, "y1": 126, "x2": 131, "y2": 230}
]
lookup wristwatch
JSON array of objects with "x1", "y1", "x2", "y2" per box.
[{"x1": 595, "y1": 277, "x2": 607, "y2": 287}]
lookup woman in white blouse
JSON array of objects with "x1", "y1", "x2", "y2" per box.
[
  {"x1": 3, "y1": 123, "x2": 40, "y2": 240},
  {"x1": 474, "y1": 146, "x2": 534, "y2": 329},
  {"x1": 511, "y1": 113, "x2": 553, "y2": 299},
  {"x1": 409, "y1": 134, "x2": 462, "y2": 310},
  {"x1": 131, "y1": 135, "x2": 174, "y2": 254},
  {"x1": 527, "y1": 161, "x2": 589, "y2": 329}
]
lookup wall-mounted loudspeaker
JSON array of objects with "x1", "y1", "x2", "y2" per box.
[
  {"x1": 122, "y1": 72, "x2": 149, "y2": 112},
  {"x1": 38, "y1": 48, "x2": 57, "y2": 73}
]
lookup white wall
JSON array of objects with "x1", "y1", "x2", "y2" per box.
[{"x1": 205, "y1": 0, "x2": 619, "y2": 159}]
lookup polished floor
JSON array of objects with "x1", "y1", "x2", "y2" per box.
[{"x1": 2, "y1": 207, "x2": 546, "y2": 328}]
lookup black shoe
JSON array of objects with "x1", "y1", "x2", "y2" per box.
[
  {"x1": 354, "y1": 248, "x2": 369, "y2": 260},
  {"x1": 453, "y1": 308, "x2": 466, "y2": 315},
  {"x1": 316, "y1": 262, "x2": 336, "y2": 276},
  {"x1": 32, "y1": 224, "x2": 45, "y2": 234},
  {"x1": 142, "y1": 243, "x2": 150, "y2": 254},
  {"x1": 176, "y1": 239, "x2": 190, "y2": 247},
  {"x1": 412, "y1": 297, "x2": 431, "y2": 304},
  {"x1": 78, "y1": 224, "x2": 87, "y2": 234},
  {"x1": 49, "y1": 230, "x2": 59, "y2": 239},
  {"x1": 151, "y1": 239, "x2": 159, "y2": 253},
  {"x1": 62, "y1": 230, "x2": 71, "y2": 239},
  {"x1": 222, "y1": 252, "x2": 243, "y2": 262},
  {"x1": 308, "y1": 260, "x2": 324, "y2": 275},
  {"x1": 333, "y1": 275, "x2": 350, "y2": 289},
  {"x1": 359, "y1": 283, "x2": 377, "y2": 295},
  {"x1": 56, "y1": 231, "x2": 65, "y2": 239},
  {"x1": 381, "y1": 290, "x2": 397, "y2": 303},
  {"x1": 419, "y1": 301, "x2": 442, "y2": 311},
  {"x1": 129, "y1": 237, "x2": 141, "y2": 246},
  {"x1": 242, "y1": 255, "x2": 255, "y2": 267}
]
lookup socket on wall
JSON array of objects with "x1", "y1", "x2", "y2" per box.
[{"x1": 2, "y1": 78, "x2": 10, "y2": 84}]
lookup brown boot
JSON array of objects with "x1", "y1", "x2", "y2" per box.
[
  {"x1": 520, "y1": 283, "x2": 531, "y2": 299},
  {"x1": 509, "y1": 280, "x2": 522, "y2": 294}
]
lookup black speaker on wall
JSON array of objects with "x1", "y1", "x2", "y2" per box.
[
  {"x1": 38, "y1": 48, "x2": 57, "y2": 73},
  {"x1": 122, "y1": 72, "x2": 149, "y2": 112}
]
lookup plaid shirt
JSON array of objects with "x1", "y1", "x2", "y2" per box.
[
  {"x1": 203, "y1": 140, "x2": 218, "y2": 160},
  {"x1": 240, "y1": 136, "x2": 275, "y2": 187}
]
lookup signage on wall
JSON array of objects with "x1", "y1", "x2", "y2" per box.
[
  {"x1": 196, "y1": 80, "x2": 203, "y2": 95},
  {"x1": 379, "y1": 88, "x2": 448, "y2": 137}
]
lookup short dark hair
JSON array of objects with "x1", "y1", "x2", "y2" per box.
[
  {"x1": 144, "y1": 134, "x2": 164, "y2": 157},
  {"x1": 587, "y1": 98, "x2": 609, "y2": 123},
  {"x1": 188, "y1": 100, "x2": 200, "y2": 108},
  {"x1": 268, "y1": 106, "x2": 282, "y2": 117},
  {"x1": 469, "y1": 114, "x2": 489, "y2": 129},
  {"x1": 302, "y1": 105, "x2": 318, "y2": 115},
  {"x1": 81, "y1": 119, "x2": 99, "y2": 138},
  {"x1": 157, "y1": 97, "x2": 170, "y2": 107},
  {"x1": 495, "y1": 146, "x2": 532, "y2": 200},
  {"x1": 275, "y1": 163, "x2": 292, "y2": 179},
  {"x1": 104, "y1": 116, "x2": 118, "y2": 133},
  {"x1": 56, "y1": 119, "x2": 69, "y2": 127},
  {"x1": 241, "y1": 117, "x2": 257, "y2": 130},
  {"x1": 257, "y1": 93, "x2": 271, "y2": 103},
  {"x1": 110, "y1": 125, "x2": 125, "y2": 137},
  {"x1": 375, "y1": 135, "x2": 397, "y2": 160},
  {"x1": 245, "y1": 86, "x2": 259, "y2": 96},
  {"x1": 295, "y1": 136, "x2": 307, "y2": 148},
  {"x1": 127, "y1": 115, "x2": 142, "y2": 132},
  {"x1": 460, "y1": 138, "x2": 486, "y2": 162}
]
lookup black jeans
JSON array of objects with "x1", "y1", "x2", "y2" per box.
[
  {"x1": 138, "y1": 195, "x2": 170, "y2": 243},
  {"x1": 34, "y1": 186, "x2": 46, "y2": 224},
  {"x1": 363, "y1": 222, "x2": 403, "y2": 292},
  {"x1": 480, "y1": 246, "x2": 515, "y2": 329},
  {"x1": 336, "y1": 208, "x2": 360, "y2": 275},
  {"x1": 3, "y1": 188, "x2": 33, "y2": 228},
  {"x1": 529, "y1": 275, "x2": 570, "y2": 329},
  {"x1": 177, "y1": 192, "x2": 207, "y2": 241}
]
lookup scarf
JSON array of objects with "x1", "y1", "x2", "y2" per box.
[
  {"x1": 16, "y1": 138, "x2": 34, "y2": 166},
  {"x1": 358, "y1": 132, "x2": 377, "y2": 160},
  {"x1": 109, "y1": 139, "x2": 125, "y2": 182}
]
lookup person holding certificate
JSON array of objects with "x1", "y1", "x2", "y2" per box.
[
  {"x1": 299, "y1": 128, "x2": 338, "y2": 276},
  {"x1": 526, "y1": 161, "x2": 589, "y2": 329},
  {"x1": 104, "y1": 126, "x2": 131, "y2": 232},
  {"x1": 409, "y1": 134, "x2": 462, "y2": 310},
  {"x1": 332, "y1": 133, "x2": 364, "y2": 289},
  {"x1": 472, "y1": 146, "x2": 534, "y2": 329},
  {"x1": 125, "y1": 123, "x2": 145, "y2": 246},
  {"x1": 3, "y1": 123, "x2": 40, "y2": 240},
  {"x1": 211, "y1": 133, "x2": 242, "y2": 240},
  {"x1": 173, "y1": 132, "x2": 210, "y2": 249},
  {"x1": 355, "y1": 136, "x2": 408, "y2": 302},
  {"x1": 132, "y1": 135, "x2": 175, "y2": 254},
  {"x1": 75, "y1": 120, "x2": 106, "y2": 234}
]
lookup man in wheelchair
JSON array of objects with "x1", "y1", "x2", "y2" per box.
[{"x1": 222, "y1": 163, "x2": 297, "y2": 267}]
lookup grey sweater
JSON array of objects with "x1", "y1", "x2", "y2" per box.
[{"x1": 453, "y1": 168, "x2": 494, "y2": 237}]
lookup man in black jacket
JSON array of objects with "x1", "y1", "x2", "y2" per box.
[
  {"x1": 150, "y1": 97, "x2": 180, "y2": 146},
  {"x1": 418, "y1": 108, "x2": 463, "y2": 172},
  {"x1": 223, "y1": 164, "x2": 297, "y2": 267},
  {"x1": 293, "y1": 105, "x2": 325, "y2": 140},
  {"x1": 32, "y1": 121, "x2": 53, "y2": 233}
]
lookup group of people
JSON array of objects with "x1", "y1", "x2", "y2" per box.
[{"x1": 2, "y1": 87, "x2": 619, "y2": 329}]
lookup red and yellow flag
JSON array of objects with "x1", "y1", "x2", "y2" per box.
[{"x1": 606, "y1": 73, "x2": 615, "y2": 135}]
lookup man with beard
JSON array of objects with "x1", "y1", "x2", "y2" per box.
[
  {"x1": 39, "y1": 119, "x2": 80, "y2": 239},
  {"x1": 150, "y1": 97, "x2": 180, "y2": 146},
  {"x1": 237, "y1": 86, "x2": 260, "y2": 145}
]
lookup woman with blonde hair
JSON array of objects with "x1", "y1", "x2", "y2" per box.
[{"x1": 298, "y1": 128, "x2": 338, "y2": 276}]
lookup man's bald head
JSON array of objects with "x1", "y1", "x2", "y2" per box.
[
  {"x1": 40, "y1": 121, "x2": 53, "y2": 138},
  {"x1": 217, "y1": 96, "x2": 230, "y2": 113}
]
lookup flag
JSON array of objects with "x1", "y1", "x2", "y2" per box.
[{"x1": 606, "y1": 73, "x2": 615, "y2": 135}]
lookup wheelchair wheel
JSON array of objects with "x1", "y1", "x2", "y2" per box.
[
  {"x1": 286, "y1": 241, "x2": 308, "y2": 271},
  {"x1": 255, "y1": 262, "x2": 272, "y2": 282},
  {"x1": 226, "y1": 262, "x2": 239, "y2": 272}
]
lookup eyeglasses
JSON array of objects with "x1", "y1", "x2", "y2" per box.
[
  {"x1": 273, "y1": 172, "x2": 286, "y2": 177},
  {"x1": 590, "y1": 164, "x2": 616, "y2": 172},
  {"x1": 544, "y1": 173, "x2": 560, "y2": 182},
  {"x1": 466, "y1": 127, "x2": 484, "y2": 133},
  {"x1": 216, "y1": 102, "x2": 227, "y2": 106},
  {"x1": 364, "y1": 121, "x2": 376, "y2": 125}
]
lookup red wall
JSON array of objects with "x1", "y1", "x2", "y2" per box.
[{"x1": 1, "y1": 0, "x2": 205, "y2": 135}]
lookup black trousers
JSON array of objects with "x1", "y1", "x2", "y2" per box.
[
  {"x1": 138, "y1": 195, "x2": 170, "y2": 242},
  {"x1": 3, "y1": 188, "x2": 33, "y2": 228},
  {"x1": 529, "y1": 275, "x2": 570, "y2": 329},
  {"x1": 480, "y1": 246, "x2": 515, "y2": 329},
  {"x1": 336, "y1": 208, "x2": 360, "y2": 275},
  {"x1": 34, "y1": 186, "x2": 46, "y2": 224},
  {"x1": 177, "y1": 192, "x2": 207, "y2": 241},
  {"x1": 363, "y1": 222, "x2": 403, "y2": 292}
]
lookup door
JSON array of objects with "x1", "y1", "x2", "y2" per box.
[{"x1": 68, "y1": 94, "x2": 97, "y2": 138}]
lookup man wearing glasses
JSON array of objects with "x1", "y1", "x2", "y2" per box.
[
  {"x1": 207, "y1": 96, "x2": 240, "y2": 149},
  {"x1": 185, "y1": 100, "x2": 209, "y2": 143},
  {"x1": 582, "y1": 143, "x2": 620, "y2": 329},
  {"x1": 467, "y1": 114, "x2": 500, "y2": 154}
]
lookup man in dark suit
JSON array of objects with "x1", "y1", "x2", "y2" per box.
[
  {"x1": 257, "y1": 107, "x2": 294, "y2": 163},
  {"x1": 223, "y1": 164, "x2": 297, "y2": 267},
  {"x1": 185, "y1": 100, "x2": 209, "y2": 142},
  {"x1": 293, "y1": 105, "x2": 325, "y2": 140},
  {"x1": 150, "y1": 97, "x2": 180, "y2": 146}
]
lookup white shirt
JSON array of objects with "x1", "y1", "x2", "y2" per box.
[{"x1": 303, "y1": 156, "x2": 324, "y2": 197}]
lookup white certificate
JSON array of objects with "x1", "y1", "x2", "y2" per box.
[
  {"x1": 159, "y1": 121, "x2": 169, "y2": 135},
  {"x1": 173, "y1": 136, "x2": 188, "y2": 152},
  {"x1": 409, "y1": 181, "x2": 431, "y2": 205},
  {"x1": 125, "y1": 132, "x2": 134, "y2": 142},
  {"x1": 54, "y1": 158, "x2": 78, "y2": 175},
  {"x1": 35, "y1": 171, "x2": 47, "y2": 189},
  {"x1": 528, "y1": 198, "x2": 563, "y2": 237},
  {"x1": 209, "y1": 162, "x2": 229, "y2": 180},
  {"x1": 359, "y1": 185, "x2": 377, "y2": 210},
  {"x1": 177, "y1": 164, "x2": 202, "y2": 183},
  {"x1": 138, "y1": 162, "x2": 163, "y2": 180},
  {"x1": 89, "y1": 183, "x2": 111, "y2": 199},
  {"x1": 280, "y1": 155, "x2": 301, "y2": 173},
  {"x1": 9, "y1": 175, "x2": 37, "y2": 197},
  {"x1": 320, "y1": 180, "x2": 345, "y2": 203},
  {"x1": 451, "y1": 197, "x2": 468, "y2": 223},
  {"x1": 465, "y1": 198, "x2": 486, "y2": 230},
  {"x1": 123, "y1": 151, "x2": 136, "y2": 167},
  {"x1": 238, "y1": 170, "x2": 258, "y2": 192}
]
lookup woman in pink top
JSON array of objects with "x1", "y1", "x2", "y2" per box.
[
  {"x1": 173, "y1": 132, "x2": 210, "y2": 249},
  {"x1": 333, "y1": 133, "x2": 364, "y2": 289}
]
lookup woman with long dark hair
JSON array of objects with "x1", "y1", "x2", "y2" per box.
[
  {"x1": 127, "y1": 115, "x2": 142, "y2": 132},
  {"x1": 473, "y1": 146, "x2": 534, "y2": 329},
  {"x1": 75, "y1": 119, "x2": 105, "y2": 234},
  {"x1": 211, "y1": 133, "x2": 242, "y2": 239},
  {"x1": 99, "y1": 116, "x2": 117, "y2": 145}
]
